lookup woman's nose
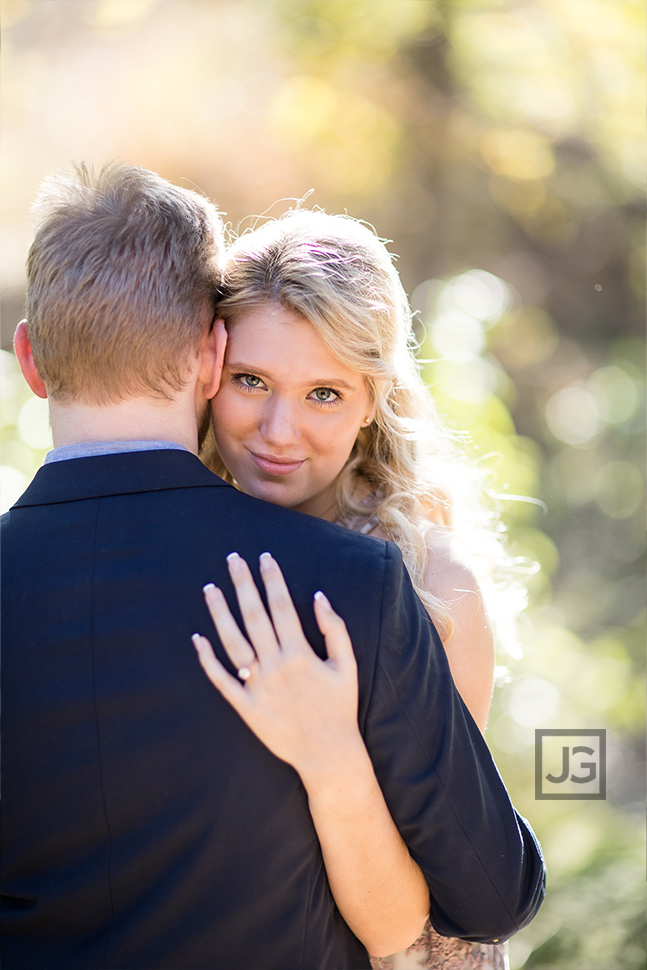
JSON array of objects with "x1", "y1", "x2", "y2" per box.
[{"x1": 259, "y1": 397, "x2": 300, "y2": 446}]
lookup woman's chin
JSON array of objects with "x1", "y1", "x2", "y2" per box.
[{"x1": 241, "y1": 478, "x2": 304, "y2": 510}]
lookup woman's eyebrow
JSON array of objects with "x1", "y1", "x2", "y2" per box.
[
  {"x1": 305, "y1": 378, "x2": 357, "y2": 390},
  {"x1": 225, "y1": 361, "x2": 273, "y2": 379}
]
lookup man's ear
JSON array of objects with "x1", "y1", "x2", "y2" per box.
[
  {"x1": 14, "y1": 320, "x2": 48, "y2": 398},
  {"x1": 198, "y1": 318, "x2": 227, "y2": 400}
]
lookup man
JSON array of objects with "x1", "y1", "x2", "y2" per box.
[{"x1": 1, "y1": 162, "x2": 544, "y2": 969}]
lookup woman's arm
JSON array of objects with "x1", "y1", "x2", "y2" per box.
[
  {"x1": 423, "y1": 537, "x2": 495, "y2": 732},
  {"x1": 192, "y1": 552, "x2": 429, "y2": 958},
  {"x1": 368, "y1": 525, "x2": 495, "y2": 733}
]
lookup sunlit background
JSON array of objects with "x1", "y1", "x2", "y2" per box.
[{"x1": 1, "y1": 2, "x2": 645, "y2": 967}]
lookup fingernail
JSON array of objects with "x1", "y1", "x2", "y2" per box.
[
  {"x1": 226, "y1": 552, "x2": 243, "y2": 574},
  {"x1": 314, "y1": 590, "x2": 330, "y2": 609},
  {"x1": 191, "y1": 633, "x2": 203, "y2": 650},
  {"x1": 203, "y1": 585, "x2": 223, "y2": 604},
  {"x1": 259, "y1": 552, "x2": 273, "y2": 570}
]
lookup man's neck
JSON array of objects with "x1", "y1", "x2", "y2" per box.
[{"x1": 48, "y1": 394, "x2": 201, "y2": 455}]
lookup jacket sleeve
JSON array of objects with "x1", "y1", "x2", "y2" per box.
[{"x1": 358, "y1": 541, "x2": 545, "y2": 943}]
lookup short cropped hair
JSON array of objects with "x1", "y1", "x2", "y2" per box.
[{"x1": 26, "y1": 162, "x2": 224, "y2": 404}]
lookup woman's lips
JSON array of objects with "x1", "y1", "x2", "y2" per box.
[{"x1": 250, "y1": 452, "x2": 305, "y2": 476}]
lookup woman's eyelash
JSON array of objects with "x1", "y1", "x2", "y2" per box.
[
  {"x1": 231, "y1": 374, "x2": 344, "y2": 407},
  {"x1": 308, "y1": 388, "x2": 343, "y2": 407},
  {"x1": 232, "y1": 373, "x2": 265, "y2": 391}
]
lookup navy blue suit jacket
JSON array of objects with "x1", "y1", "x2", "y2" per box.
[{"x1": 1, "y1": 450, "x2": 544, "y2": 969}]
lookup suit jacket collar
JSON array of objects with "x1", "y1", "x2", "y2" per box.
[{"x1": 11, "y1": 449, "x2": 231, "y2": 508}]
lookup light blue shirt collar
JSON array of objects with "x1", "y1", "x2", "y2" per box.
[{"x1": 44, "y1": 440, "x2": 191, "y2": 463}]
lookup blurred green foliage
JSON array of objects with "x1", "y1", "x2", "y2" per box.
[{"x1": 1, "y1": 2, "x2": 644, "y2": 967}]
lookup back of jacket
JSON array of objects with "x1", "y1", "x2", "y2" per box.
[{"x1": 0, "y1": 451, "x2": 544, "y2": 970}]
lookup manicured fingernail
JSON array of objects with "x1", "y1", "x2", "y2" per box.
[
  {"x1": 259, "y1": 552, "x2": 273, "y2": 570},
  {"x1": 203, "y1": 585, "x2": 223, "y2": 605},
  {"x1": 226, "y1": 552, "x2": 243, "y2": 574},
  {"x1": 314, "y1": 590, "x2": 330, "y2": 609},
  {"x1": 191, "y1": 633, "x2": 204, "y2": 650}
]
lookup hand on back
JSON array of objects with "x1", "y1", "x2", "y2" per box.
[{"x1": 193, "y1": 552, "x2": 363, "y2": 785}]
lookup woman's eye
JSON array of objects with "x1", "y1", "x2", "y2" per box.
[
  {"x1": 235, "y1": 373, "x2": 265, "y2": 389},
  {"x1": 309, "y1": 387, "x2": 340, "y2": 404}
]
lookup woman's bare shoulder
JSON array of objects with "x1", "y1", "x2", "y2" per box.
[
  {"x1": 363, "y1": 522, "x2": 494, "y2": 729},
  {"x1": 364, "y1": 524, "x2": 482, "y2": 601},
  {"x1": 423, "y1": 532, "x2": 483, "y2": 606},
  {"x1": 424, "y1": 532, "x2": 495, "y2": 731}
]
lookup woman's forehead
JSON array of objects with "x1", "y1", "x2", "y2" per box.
[{"x1": 225, "y1": 305, "x2": 367, "y2": 389}]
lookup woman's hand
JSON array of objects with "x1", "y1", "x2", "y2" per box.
[
  {"x1": 192, "y1": 551, "x2": 363, "y2": 784},
  {"x1": 192, "y1": 551, "x2": 430, "y2": 956}
]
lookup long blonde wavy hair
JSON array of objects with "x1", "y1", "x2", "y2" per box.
[{"x1": 202, "y1": 209, "x2": 519, "y2": 643}]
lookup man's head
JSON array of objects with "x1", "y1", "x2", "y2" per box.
[{"x1": 21, "y1": 162, "x2": 224, "y2": 405}]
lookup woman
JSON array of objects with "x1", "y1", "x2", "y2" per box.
[{"x1": 195, "y1": 209, "x2": 517, "y2": 968}]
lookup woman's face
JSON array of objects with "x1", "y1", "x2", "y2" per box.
[{"x1": 211, "y1": 303, "x2": 372, "y2": 520}]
